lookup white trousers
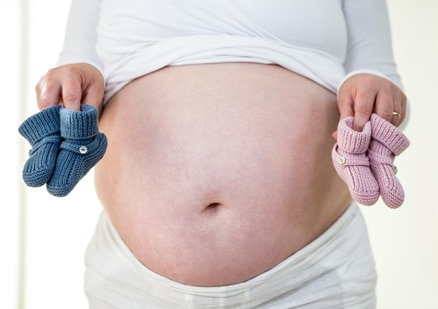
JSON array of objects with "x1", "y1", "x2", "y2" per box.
[{"x1": 84, "y1": 202, "x2": 376, "y2": 309}]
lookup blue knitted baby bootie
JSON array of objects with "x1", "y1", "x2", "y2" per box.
[
  {"x1": 47, "y1": 104, "x2": 107, "y2": 197},
  {"x1": 18, "y1": 105, "x2": 62, "y2": 187}
]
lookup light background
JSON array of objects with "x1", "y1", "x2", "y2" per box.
[{"x1": 1, "y1": 1, "x2": 437, "y2": 308}]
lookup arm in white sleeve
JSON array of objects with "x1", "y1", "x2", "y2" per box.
[
  {"x1": 339, "y1": 0, "x2": 403, "y2": 92},
  {"x1": 56, "y1": 0, "x2": 103, "y2": 74}
]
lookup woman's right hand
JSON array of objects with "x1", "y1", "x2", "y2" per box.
[{"x1": 36, "y1": 63, "x2": 104, "y2": 112}]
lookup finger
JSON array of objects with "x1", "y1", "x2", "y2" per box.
[
  {"x1": 82, "y1": 83, "x2": 105, "y2": 110},
  {"x1": 36, "y1": 77, "x2": 62, "y2": 110},
  {"x1": 61, "y1": 78, "x2": 82, "y2": 111},
  {"x1": 337, "y1": 90, "x2": 354, "y2": 121},
  {"x1": 373, "y1": 92, "x2": 395, "y2": 124},
  {"x1": 335, "y1": 88, "x2": 354, "y2": 141},
  {"x1": 351, "y1": 90, "x2": 375, "y2": 132},
  {"x1": 374, "y1": 89, "x2": 407, "y2": 127},
  {"x1": 395, "y1": 91, "x2": 408, "y2": 126}
]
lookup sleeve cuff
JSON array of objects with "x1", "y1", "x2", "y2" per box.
[{"x1": 56, "y1": 53, "x2": 104, "y2": 77}]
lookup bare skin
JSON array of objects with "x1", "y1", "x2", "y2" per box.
[
  {"x1": 94, "y1": 63, "x2": 351, "y2": 286},
  {"x1": 35, "y1": 62, "x2": 406, "y2": 287}
]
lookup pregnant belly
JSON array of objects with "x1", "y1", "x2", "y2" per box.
[{"x1": 94, "y1": 63, "x2": 351, "y2": 286}]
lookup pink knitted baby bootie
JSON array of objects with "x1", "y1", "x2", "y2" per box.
[
  {"x1": 332, "y1": 117, "x2": 379, "y2": 205},
  {"x1": 369, "y1": 114, "x2": 410, "y2": 208}
]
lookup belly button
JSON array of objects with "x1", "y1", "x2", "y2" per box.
[
  {"x1": 207, "y1": 202, "x2": 221, "y2": 208},
  {"x1": 204, "y1": 202, "x2": 222, "y2": 212}
]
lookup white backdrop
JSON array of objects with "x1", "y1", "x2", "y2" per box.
[{"x1": 1, "y1": 1, "x2": 437, "y2": 308}]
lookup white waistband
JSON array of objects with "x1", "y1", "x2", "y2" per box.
[{"x1": 84, "y1": 202, "x2": 376, "y2": 308}]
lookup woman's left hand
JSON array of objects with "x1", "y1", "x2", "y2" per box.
[{"x1": 337, "y1": 73, "x2": 407, "y2": 133}]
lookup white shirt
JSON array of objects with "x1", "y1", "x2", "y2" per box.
[{"x1": 57, "y1": 0, "x2": 402, "y2": 104}]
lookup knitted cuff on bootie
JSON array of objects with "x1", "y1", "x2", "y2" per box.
[
  {"x1": 18, "y1": 105, "x2": 62, "y2": 187},
  {"x1": 332, "y1": 117, "x2": 379, "y2": 206},
  {"x1": 47, "y1": 104, "x2": 107, "y2": 197},
  {"x1": 369, "y1": 114, "x2": 410, "y2": 208}
]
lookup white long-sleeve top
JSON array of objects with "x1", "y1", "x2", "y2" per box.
[{"x1": 57, "y1": 0, "x2": 402, "y2": 104}]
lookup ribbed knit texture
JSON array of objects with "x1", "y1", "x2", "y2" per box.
[
  {"x1": 47, "y1": 104, "x2": 107, "y2": 197},
  {"x1": 370, "y1": 114, "x2": 410, "y2": 155},
  {"x1": 369, "y1": 114, "x2": 410, "y2": 208},
  {"x1": 18, "y1": 105, "x2": 62, "y2": 187},
  {"x1": 332, "y1": 117, "x2": 379, "y2": 206}
]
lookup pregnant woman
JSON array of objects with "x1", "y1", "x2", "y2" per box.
[{"x1": 34, "y1": 1, "x2": 407, "y2": 308}]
